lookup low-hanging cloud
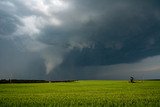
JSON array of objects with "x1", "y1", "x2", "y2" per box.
[{"x1": 0, "y1": 0, "x2": 160, "y2": 80}]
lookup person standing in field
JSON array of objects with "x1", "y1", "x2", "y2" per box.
[{"x1": 130, "y1": 76, "x2": 134, "y2": 83}]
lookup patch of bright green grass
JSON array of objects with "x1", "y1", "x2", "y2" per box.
[{"x1": 0, "y1": 80, "x2": 160, "y2": 107}]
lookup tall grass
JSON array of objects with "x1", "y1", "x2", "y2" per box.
[{"x1": 0, "y1": 80, "x2": 160, "y2": 107}]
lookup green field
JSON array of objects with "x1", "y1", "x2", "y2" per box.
[{"x1": 0, "y1": 80, "x2": 160, "y2": 107}]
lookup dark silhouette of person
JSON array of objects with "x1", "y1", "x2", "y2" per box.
[{"x1": 130, "y1": 76, "x2": 134, "y2": 83}]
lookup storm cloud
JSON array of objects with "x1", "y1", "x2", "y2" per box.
[{"x1": 0, "y1": 0, "x2": 160, "y2": 80}]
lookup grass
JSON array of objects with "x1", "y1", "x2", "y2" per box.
[{"x1": 0, "y1": 80, "x2": 160, "y2": 107}]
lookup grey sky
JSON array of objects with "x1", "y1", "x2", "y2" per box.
[{"x1": 0, "y1": 0, "x2": 160, "y2": 80}]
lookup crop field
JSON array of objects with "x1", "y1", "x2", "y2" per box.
[{"x1": 0, "y1": 80, "x2": 160, "y2": 107}]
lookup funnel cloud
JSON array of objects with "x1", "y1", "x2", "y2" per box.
[{"x1": 0, "y1": 0, "x2": 160, "y2": 80}]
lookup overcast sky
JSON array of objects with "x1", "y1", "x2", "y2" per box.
[{"x1": 0, "y1": 0, "x2": 160, "y2": 80}]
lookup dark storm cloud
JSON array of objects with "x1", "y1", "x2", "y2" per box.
[
  {"x1": 0, "y1": 0, "x2": 160, "y2": 80},
  {"x1": 50, "y1": 0, "x2": 160, "y2": 79},
  {"x1": 60, "y1": 0, "x2": 160, "y2": 66},
  {"x1": 0, "y1": 10, "x2": 19, "y2": 36}
]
